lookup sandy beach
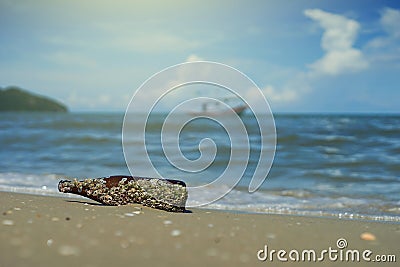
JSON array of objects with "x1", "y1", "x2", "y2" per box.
[{"x1": 1, "y1": 191, "x2": 398, "y2": 267}]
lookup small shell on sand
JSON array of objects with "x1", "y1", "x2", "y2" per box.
[
  {"x1": 170, "y1": 229, "x2": 181, "y2": 237},
  {"x1": 360, "y1": 232, "x2": 376, "y2": 241},
  {"x1": 163, "y1": 220, "x2": 172, "y2": 225},
  {"x1": 2, "y1": 219, "x2": 14, "y2": 226},
  {"x1": 58, "y1": 245, "x2": 80, "y2": 256}
]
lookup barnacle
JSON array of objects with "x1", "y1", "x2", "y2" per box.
[{"x1": 58, "y1": 175, "x2": 187, "y2": 212}]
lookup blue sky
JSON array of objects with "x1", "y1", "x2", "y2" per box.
[{"x1": 0, "y1": 0, "x2": 399, "y2": 112}]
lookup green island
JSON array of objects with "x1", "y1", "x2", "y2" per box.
[{"x1": 0, "y1": 86, "x2": 68, "y2": 112}]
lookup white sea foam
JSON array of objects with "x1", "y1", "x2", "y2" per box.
[{"x1": 0, "y1": 172, "x2": 399, "y2": 222}]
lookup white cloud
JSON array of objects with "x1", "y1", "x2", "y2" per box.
[
  {"x1": 365, "y1": 8, "x2": 400, "y2": 65},
  {"x1": 262, "y1": 85, "x2": 298, "y2": 103},
  {"x1": 366, "y1": 8, "x2": 400, "y2": 49},
  {"x1": 309, "y1": 49, "x2": 367, "y2": 75},
  {"x1": 185, "y1": 54, "x2": 204, "y2": 62},
  {"x1": 380, "y1": 7, "x2": 400, "y2": 38},
  {"x1": 259, "y1": 9, "x2": 370, "y2": 108},
  {"x1": 304, "y1": 9, "x2": 368, "y2": 75}
]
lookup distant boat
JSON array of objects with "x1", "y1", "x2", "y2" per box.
[{"x1": 188, "y1": 97, "x2": 248, "y2": 116}]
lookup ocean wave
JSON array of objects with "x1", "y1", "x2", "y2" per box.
[
  {"x1": 0, "y1": 172, "x2": 64, "y2": 192},
  {"x1": 52, "y1": 133, "x2": 121, "y2": 146},
  {"x1": 192, "y1": 187, "x2": 400, "y2": 222},
  {"x1": 1, "y1": 113, "x2": 400, "y2": 223}
]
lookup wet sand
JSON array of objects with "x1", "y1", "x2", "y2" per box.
[{"x1": 1, "y1": 192, "x2": 399, "y2": 267}]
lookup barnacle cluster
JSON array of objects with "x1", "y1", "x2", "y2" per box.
[{"x1": 58, "y1": 176, "x2": 188, "y2": 212}]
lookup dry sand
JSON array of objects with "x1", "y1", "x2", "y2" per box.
[{"x1": 1, "y1": 192, "x2": 399, "y2": 267}]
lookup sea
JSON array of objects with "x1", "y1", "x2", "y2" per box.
[{"x1": 0, "y1": 112, "x2": 399, "y2": 222}]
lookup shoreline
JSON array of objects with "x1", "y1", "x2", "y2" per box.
[
  {"x1": 1, "y1": 188, "x2": 399, "y2": 223},
  {"x1": 1, "y1": 191, "x2": 399, "y2": 266}
]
